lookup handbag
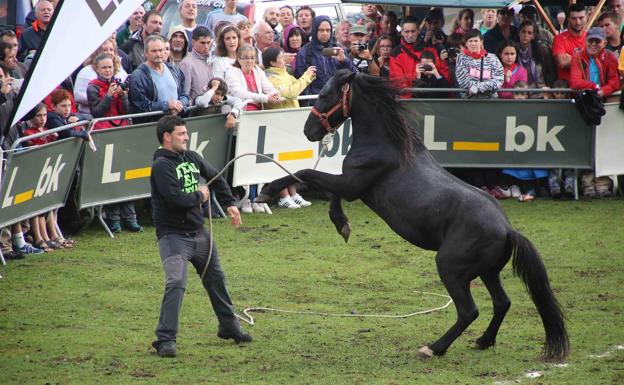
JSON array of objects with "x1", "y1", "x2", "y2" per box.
[{"x1": 573, "y1": 89, "x2": 606, "y2": 125}]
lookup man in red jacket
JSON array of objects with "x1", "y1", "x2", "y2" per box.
[
  {"x1": 389, "y1": 16, "x2": 448, "y2": 98},
  {"x1": 569, "y1": 27, "x2": 620, "y2": 98}
]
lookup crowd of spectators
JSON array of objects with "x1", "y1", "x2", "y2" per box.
[{"x1": 1, "y1": 0, "x2": 624, "y2": 260}]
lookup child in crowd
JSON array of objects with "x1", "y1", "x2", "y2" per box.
[
  {"x1": 195, "y1": 77, "x2": 244, "y2": 129},
  {"x1": 512, "y1": 81, "x2": 529, "y2": 99},
  {"x1": 497, "y1": 40, "x2": 527, "y2": 99}
]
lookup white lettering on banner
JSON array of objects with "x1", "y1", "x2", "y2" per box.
[
  {"x1": 505, "y1": 116, "x2": 535, "y2": 152},
  {"x1": 423, "y1": 115, "x2": 447, "y2": 150},
  {"x1": 34, "y1": 155, "x2": 65, "y2": 198},
  {"x1": 189, "y1": 132, "x2": 209, "y2": 158},
  {"x1": 102, "y1": 144, "x2": 121, "y2": 183},
  {"x1": 1, "y1": 167, "x2": 18, "y2": 208},
  {"x1": 536, "y1": 116, "x2": 564, "y2": 151}
]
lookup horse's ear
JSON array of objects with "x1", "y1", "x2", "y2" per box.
[{"x1": 335, "y1": 69, "x2": 356, "y2": 86}]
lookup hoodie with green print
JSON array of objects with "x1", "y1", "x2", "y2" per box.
[{"x1": 150, "y1": 148, "x2": 235, "y2": 239}]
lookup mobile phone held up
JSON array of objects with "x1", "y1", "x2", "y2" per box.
[{"x1": 321, "y1": 47, "x2": 339, "y2": 57}]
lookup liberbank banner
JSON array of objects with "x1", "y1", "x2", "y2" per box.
[
  {"x1": 0, "y1": 138, "x2": 84, "y2": 228},
  {"x1": 78, "y1": 115, "x2": 229, "y2": 209},
  {"x1": 233, "y1": 100, "x2": 593, "y2": 187}
]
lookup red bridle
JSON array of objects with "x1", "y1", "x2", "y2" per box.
[{"x1": 310, "y1": 83, "x2": 351, "y2": 134}]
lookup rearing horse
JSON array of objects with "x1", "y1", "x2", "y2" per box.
[{"x1": 257, "y1": 70, "x2": 569, "y2": 361}]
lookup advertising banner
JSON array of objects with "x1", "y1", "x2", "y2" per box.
[
  {"x1": 0, "y1": 138, "x2": 84, "y2": 228},
  {"x1": 595, "y1": 103, "x2": 624, "y2": 178},
  {"x1": 78, "y1": 115, "x2": 229, "y2": 209},
  {"x1": 233, "y1": 101, "x2": 593, "y2": 186}
]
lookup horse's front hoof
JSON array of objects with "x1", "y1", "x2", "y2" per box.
[
  {"x1": 475, "y1": 336, "x2": 495, "y2": 350},
  {"x1": 340, "y1": 223, "x2": 351, "y2": 243},
  {"x1": 416, "y1": 346, "x2": 434, "y2": 360}
]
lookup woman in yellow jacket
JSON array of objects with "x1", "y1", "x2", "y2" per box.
[
  {"x1": 261, "y1": 47, "x2": 317, "y2": 208},
  {"x1": 262, "y1": 47, "x2": 317, "y2": 109}
]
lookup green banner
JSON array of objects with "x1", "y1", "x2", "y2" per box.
[
  {"x1": 78, "y1": 114, "x2": 230, "y2": 209},
  {"x1": 0, "y1": 138, "x2": 84, "y2": 228},
  {"x1": 403, "y1": 99, "x2": 593, "y2": 168}
]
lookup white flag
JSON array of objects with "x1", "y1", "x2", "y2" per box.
[{"x1": 9, "y1": 0, "x2": 145, "y2": 128}]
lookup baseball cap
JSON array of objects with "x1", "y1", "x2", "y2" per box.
[
  {"x1": 350, "y1": 24, "x2": 367, "y2": 35},
  {"x1": 586, "y1": 26, "x2": 606, "y2": 41}
]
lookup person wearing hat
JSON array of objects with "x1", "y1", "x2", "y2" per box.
[
  {"x1": 552, "y1": 4, "x2": 588, "y2": 81},
  {"x1": 483, "y1": 7, "x2": 519, "y2": 53},
  {"x1": 518, "y1": 5, "x2": 554, "y2": 47},
  {"x1": 349, "y1": 24, "x2": 378, "y2": 74},
  {"x1": 417, "y1": 8, "x2": 448, "y2": 52},
  {"x1": 569, "y1": 26, "x2": 620, "y2": 98}
]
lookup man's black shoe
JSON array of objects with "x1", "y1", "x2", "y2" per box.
[
  {"x1": 3, "y1": 250, "x2": 24, "y2": 260},
  {"x1": 156, "y1": 341, "x2": 177, "y2": 357},
  {"x1": 217, "y1": 329, "x2": 253, "y2": 344}
]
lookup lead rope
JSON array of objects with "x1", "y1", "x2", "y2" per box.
[{"x1": 200, "y1": 138, "x2": 453, "y2": 326}]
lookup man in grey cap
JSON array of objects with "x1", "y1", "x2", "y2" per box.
[{"x1": 348, "y1": 24, "x2": 377, "y2": 73}]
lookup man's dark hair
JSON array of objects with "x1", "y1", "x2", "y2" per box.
[
  {"x1": 0, "y1": 41, "x2": 10, "y2": 61},
  {"x1": 0, "y1": 29, "x2": 16, "y2": 39},
  {"x1": 209, "y1": 77, "x2": 228, "y2": 95},
  {"x1": 156, "y1": 115, "x2": 186, "y2": 144},
  {"x1": 597, "y1": 11, "x2": 618, "y2": 24},
  {"x1": 568, "y1": 4, "x2": 586, "y2": 15},
  {"x1": 385, "y1": 10, "x2": 398, "y2": 24},
  {"x1": 262, "y1": 46, "x2": 283, "y2": 68},
  {"x1": 279, "y1": 5, "x2": 294, "y2": 15},
  {"x1": 142, "y1": 10, "x2": 161, "y2": 25},
  {"x1": 192, "y1": 25, "x2": 212, "y2": 40},
  {"x1": 446, "y1": 32, "x2": 463, "y2": 48},
  {"x1": 296, "y1": 6, "x2": 316, "y2": 19},
  {"x1": 420, "y1": 50, "x2": 435, "y2": 61},
  {"x1": 401, "y1": 16, "x2": 419, "y2": 27},
  {"x1": 464, "y1": 28, "x2": 483, "y2": 41}
]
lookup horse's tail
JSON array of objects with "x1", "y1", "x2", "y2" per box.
[{"x1": 509, "y1": 230, "x2": 569, "y2": 361}]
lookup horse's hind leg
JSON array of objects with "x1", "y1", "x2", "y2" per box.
[
  {"x1": 329, "y1": 195, "x2": 351, "y2": 242},
  {"x1": 475, "y1": 273, "x2": 511, "y2": 350},
  {"x1": 419, "y1": 274, "x2": 479, "y2": 359}
]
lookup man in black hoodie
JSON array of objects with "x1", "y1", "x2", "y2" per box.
[{"x1": 150, "y1": 115, "x2": 249, "y2": 358}]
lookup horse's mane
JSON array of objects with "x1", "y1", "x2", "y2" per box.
[{"x1": 351, "y1": 73, "x2": 425, "y2": 162}]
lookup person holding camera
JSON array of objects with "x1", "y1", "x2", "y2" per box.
[
  {"x1": 411, "y1": 51, "x2": 450, "y2": 98},
  {"x1": 417, "y1": 8, "x2": 448, "y2": 53},
  {"x1": 87, "y1": 53, "x2": 131, "y2": 130},
  {"x1": 349, "y1": 25, "x2": 379, "y2": 74}
]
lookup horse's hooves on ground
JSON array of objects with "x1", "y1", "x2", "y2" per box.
[
  {"x1": 416, "y1": 346, "x2": 434, "y2": 360},
  {"x1": 340, "y1": 223, "x2": 351, "y2": 243}
]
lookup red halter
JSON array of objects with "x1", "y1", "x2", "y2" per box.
[{"x1": 310, "y1": 83, "x2": 351, "y2": 134}]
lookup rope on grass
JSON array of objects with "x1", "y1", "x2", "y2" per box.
[{"x1": 235, "y1": 291, "x2": 453, "y2": 326}]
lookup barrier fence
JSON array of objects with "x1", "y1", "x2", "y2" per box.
[{"x1": 1, "y1": 97, "x2": 621, "y2": 232}]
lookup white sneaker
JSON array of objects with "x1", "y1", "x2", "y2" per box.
[
  {"x1": 252, "y1": 202, "x2": 265, "y2": 213},
  {"x1": 291, "y1": 194, "x2": 312, "y2": 207},
  {"x1": 262, "y1": 203, "x2": 272, "y2": 215},
  {"x1": 241, "y1": 198, "x2": 252, "y2": 213},
  {"x1": 278, "y1": 196, "x2": 300, "y2": 209},
  {"x1": 510, "y1": 185, "x2": 521, "y2": 198}
]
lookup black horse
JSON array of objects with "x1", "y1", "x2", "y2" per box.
[{"x1": 256, "y1": 70, "x2": 569, "y2": 361}]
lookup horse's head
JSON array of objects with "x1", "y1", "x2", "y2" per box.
[{"x1": 304, "y1": 69, "x2": 355, "y2": 142}]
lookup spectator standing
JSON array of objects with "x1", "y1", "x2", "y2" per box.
[
  {"x1": 195, "y1": 78, "x2": 243, "y2": 129},
  {"x1": 46, "y1": 89, "x2": 89, "y2": 140},
  {"x1": 263, "y1": 47, "x2": 315, "y2": 209},
  {"x1": 389, "y1": 16, "x2": 447, "y2": 98},
  {"x1": 478, "y1": 9, "x2": 497, "y2": 35},
  {"x1": 86, "y1": 53, "x2": 131, "y2": 130},
  {"x1": 552, "y1": 4, "x2": 587, "y2": 82},
  {"x1": 497, "y1": 40, "x2": 527, "y2": 99},
  {"x1": 349, "y1": 25, "x2": 378, "y2": 74},
  {"x1": 116, "y1": 6, "x2": 145, "y2": 48},
  {"x1": 283, "y1": 25, "x2": 307, "y2": 72},
  {"x1": 22, "y1": 104, "x2": 57, "y2": 146},
  {"x1": 179, "y1": 26, "x2": 215, "y2": 105},
  {"x1": 278, "y1": 6, "x2": 295, "y2": 39},
  {"x1": 150, "y1": 115, "x2": 250, "y2": 358},
  {"x1": 483, "y1": 8, "x2": 519, "y2": 53},
  {"x1": 263, "y1": 6, "x2": 280, "y2": 43},
  {"x1": 455, "y1": 29, "x2": 504, "y2": 99},
  {"x1": 598, "y1": 12, "x2": 623, "y2": 54},
  {"x1": 411, "y1": 50, "x2": 450, "y2": 98},
  {"x1": 18, "y1": 0, "x2": 54, "y2": 62},
  {"x1": 555, "y1": 11, "x2": 567, "y2": 33},
  {"x1": 254, "y1": 21, "x2": 277, "y2": 55},
  {"x1": 518, "y1": 5, "x2": 554, "y2": 47},
  {"x1": 238, "y1": 20, "x2": 255, "y2": 46},
  {"x1": 335, "y1": 20, "x2": 352, "y2": 53},
  {"x1": 296, "y1": 6, "x2": 315, "y2": 41},
  {"x1": 0, "y1": 41, "x2": 27, "y2": 81},
  {"x1": 370, "y1": 34, "x2": 393, "y2": 77},
  {"x1": 379, "y1": 11, "x2": 400, "y2": 48},
  {"x1": 74, "y1": 38, "x2": 128, "y2": 115},
  {"x1": 608, "y1": 0, "x2": 624, "y2": 31},
  {"x1": 517, "y1": 20, "x2": 557, "y2": 90},
  {"x1": 173, "y1": 0, "x2": 199, "y2": 45},
  {"x1": 212, "y1": 25, "x2": 240, "y2": 79},
  {"x1": 167, "y1": 26, "x2": 190, "y2": 66},
  {"x1": 129, "y1": 35, "x2": 189, "y2": 119},
  {"x1": 295, "y1": 16, "x2": 354, "y2": 97},
  {"x1": 453, "y1": 8, "x2": 475, "y2": 36},
  {"x1": 417, "y1": 8, "x2": 447, "y2": 53},
  {"x1": 360, "y1": 4, "x2": 382, "y2": 38},
  {"x1": 204, "y1": 0, "x2": 248, "y2": 32},
  {"x1": 122, "y1": 10, "x2": 164, "y2": 70}
]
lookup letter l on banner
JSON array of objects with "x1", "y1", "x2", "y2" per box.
[{"x1": 6, "y1": 0, "x2": 145, "y2": 131}]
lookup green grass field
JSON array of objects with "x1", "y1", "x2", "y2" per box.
[{"x1": 1, "y1": 199, "x2": 623, "y2": 385}]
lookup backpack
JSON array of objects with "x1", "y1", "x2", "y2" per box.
[{"x1": 573, "y1": 89, "x2": 606, "y2": 126}]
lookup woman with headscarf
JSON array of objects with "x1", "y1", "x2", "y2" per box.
[{"x1": 282, "y1": 24, "x2": 308, "y2": 73}]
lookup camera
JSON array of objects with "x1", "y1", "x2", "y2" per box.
[
  {"x1": 322, "y1": 47, "x2": 339, "y2": 56},
  {"x1": 114, "y1": 78, "x2": 128, "y2": 91},
  {"x1": 357, "y1": 43, "x2": 367, "y2": 52},
  {"x1": 421, "y1": 64, "x2": 433, "y2": 71},
  {"x1": 447, "y1": 47, "x2": 459, "y2": 60}
]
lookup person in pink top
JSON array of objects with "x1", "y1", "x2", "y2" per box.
[
  {"x1": 552, "y1": 4, "x2": 587, "y2": 81},
  {"x1": 496, "y1": 40, "x2": 527, "y2": 99}
]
